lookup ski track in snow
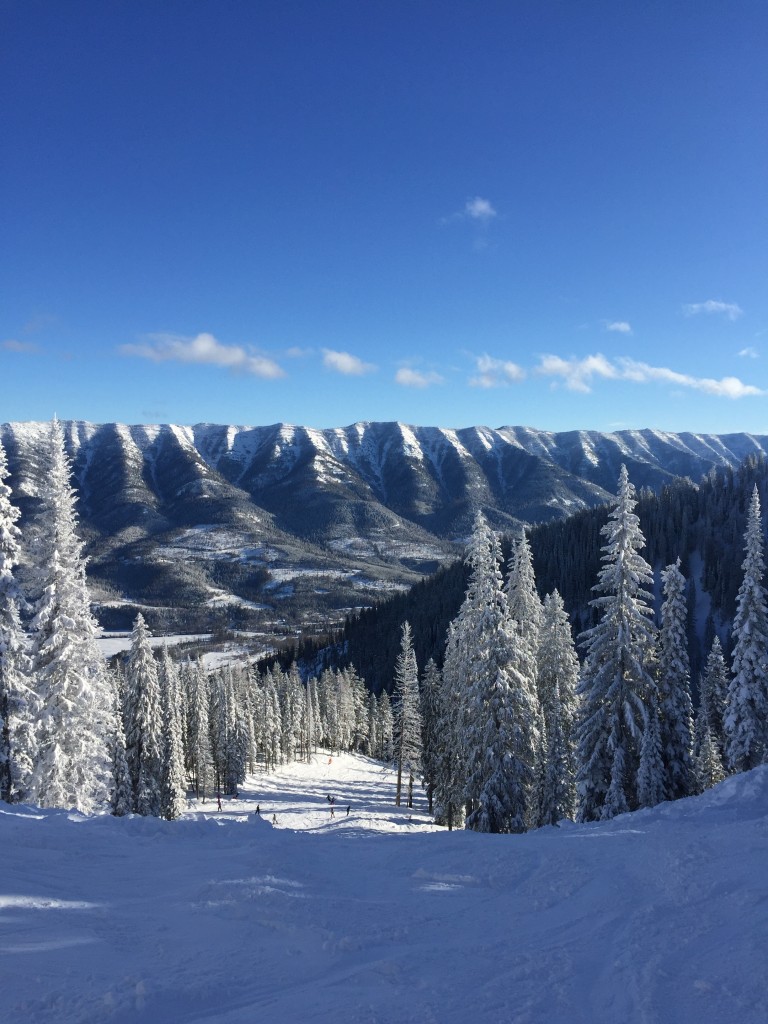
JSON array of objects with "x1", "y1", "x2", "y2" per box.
[{"x1": 2, "y1": 754, "x2": 767, "y2": 1024}]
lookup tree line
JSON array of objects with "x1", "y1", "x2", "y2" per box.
[{"x1": 392, "y1": 465, "x2": 767, "y2": 831}]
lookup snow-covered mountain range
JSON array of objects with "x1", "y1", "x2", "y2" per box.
[{"x1": 3, "y1": 420, "x2": 768, "y2": 636}]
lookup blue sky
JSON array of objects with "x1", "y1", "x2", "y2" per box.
[{"x1": 2, "y1": 1, "x2": 767, "y2": 433}]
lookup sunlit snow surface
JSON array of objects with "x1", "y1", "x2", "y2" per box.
[{"x1": 2, "y1": 753, "x2": 767, "y2": 1023}]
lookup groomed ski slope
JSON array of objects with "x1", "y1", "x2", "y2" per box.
[{"x1": 2, "y1": 752, "x2": 767, "y2": 1024}]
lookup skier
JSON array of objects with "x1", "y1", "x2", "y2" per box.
[
  {"x1": 255, "y1": 804, "x2": 260, "y2": 815},
  {"x1": 346, "y1": 805, "x2": 350, "y2": 816},
  {"x1": 272, "y1": 813, "x2": 277, "y2": 825},
  {"x1": 330, "y1": 806, "x2": 335, "y2": 818},
  {"x1": 217, "y1": 791, "x2": 222, "y2": 811}
]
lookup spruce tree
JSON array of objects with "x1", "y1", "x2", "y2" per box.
[
  {"x1": 109, "y1": 674, "x2": 133, "y2": 817},
  {"x1": 658, "y1": 559, "x2": 694, "y2": 799},
  {"x1": 576, "y1": 465, "x2": 658, "y2": 821},
  {"x1": 124, "y1": 613, "x2": 164, "y2": 815},
  {"x1": 637, "y1": 694, "x2": 665, "y2": 808},
  {"x1": 27, "y1": 419, "x2": 112, "y2": 813},
  {"x1": 433, "y1": 620, "x2": 468, "y2": 829},
  {"x1": 695, "y1": 721, "x2": 726, "y2": 791},
  {"x1": 698, "y1": 636, "x2": 729, "y2": 758},
  {"x1": 536, "y1": 591, "x2": 579, "y2": 823},
  {"x1": 419, "y1": 658, "x2": 442, "y2": 814},
  {"x1": 159, "y1": 648, "x2": 187, "y2": 819},
  {"x1": 505, "y1": 526, "x2": 544, "y2": 685},
  {"x1": 392, "y1": 621, "x2": 422, "y2": 806},
  {"x1": 187, "y1": 660, "x2": 212, "y2": 797},
  {"x1": 378, "y1": 690, "x2": 394, "y2": 762},
  {"x1": 463, "y1": 524, "x2": 538, "y2": 833},
  {"x1": 725, "y1": 485, "x2": 768, "y2": 771},
  {"x1": 0, "y1": 438, "x2": 34, "y2": 802}
]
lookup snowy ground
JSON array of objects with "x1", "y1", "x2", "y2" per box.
[{"x1": 2, "y1": 753, "x2": 767, "y2": 1024}]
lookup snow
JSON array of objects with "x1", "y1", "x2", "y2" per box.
[{"x1": 2, "y1": 753, "x2": 768, "y2": 1023}]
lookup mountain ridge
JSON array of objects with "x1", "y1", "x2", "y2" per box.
[{"x1": 3, "y1": 419, "x2": 767, "y2": 640}]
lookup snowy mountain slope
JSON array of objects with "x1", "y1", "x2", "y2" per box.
[
  {"x1": 3, "y1": 419, "x2": 768, "y2": 637},
  {"x1": 2, "y1": 752, "x2": 767, "y2": 1024}
]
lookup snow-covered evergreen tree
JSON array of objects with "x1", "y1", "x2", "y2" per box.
[
  {"x1": 695, "y1": 721, "x2": 726, "y2": 792},
  {"x1": 159, "y1": 648, "x2": 186, "y2": 819},
  {"x1": 697, "y1": 636, "x2": 729, "y2": 758},
  {"x1": 505, "y1": 526, "x2": 544, "y2": 686},
  {"x1": 224, "y1": 668, "x2": 248, "y2": 795},
  {"x1": 725, "y1": 485, "x2": 768, "y2": 771},
  {"x1": 123, "y1": 613, "x2": 164, "y2": 815},
  {"x1": 462, "y1": 522, "x2": 539, "y2": 833},
  {"x1": 0, "y1": 437, "x2": 34, "y2": 802},
  {"x1": 186, "y1": 660, "x2": 212, "y2": 798},
  {"x1": 109, "y1": 673, "x2": 132, "y2": 817},
  {"x1": 657, "y1": 559, "x2": 695, "y2": 799},
  {"x1": 576, "y1": 464, "x2": 659, "y2": 821},
  {"x1": 637, "y1": 693, "x2": 665, "y2": 808},
  {"x1": 537, "y1": 695, "x2": 576, "y2": 825},
  {"x1": 419, "y1": 658, "x2": 442, "y2": 814},
  {"x1": 433, "y1": 619, "x2": 468, "y2": 830},
  {"x1": 392, "y1": 621, "x2": 422, "y2": 806},
  {"x1": 27, "y1": 419, "x2": 112, "y2": 813},
  {"x1": 378, "y1": 690, "x2": 394, "y2": 763},
  {"x1": 536, "y1": 590, "x2": 579, "y2": 823}
]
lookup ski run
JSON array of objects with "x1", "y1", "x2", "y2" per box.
[{"x1": 2, "y1": 749, "x2": 767, "y2": 1024}]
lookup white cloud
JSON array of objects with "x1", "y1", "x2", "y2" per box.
[
  {"x1": 442, "y1": 196, "x2": 498, "y2": 226},
  {"x1": 395, "y1": 367, "x2": 444, "y2": 388},
  {"x1": 683, "y1": 300, "x2": 743, "y2": 321},
  {"x1": 739, "y1": 346, "x2": 759, "y2": 359},
  {"x1": 464, "y1": 197, "x2": 497, "y2": 222},
  {"x1": 536, "y1": 353, "x2": 617, "y2": 393},
  {"x1": 604, "y1": 321, "x2": 632, "y2": 334},
  {"x1": 617, "y1": 358, "x2": 764, "y2": 398},
  {"x1": 120, "y1": 333, "x2": 285, "y2": 379},
  {"x1": 536, "y1": 351, "x2": 765, "y2": 398},
  {"x1": 2, "y1": 338, "x2": 38, "y2": 353},
  {"x1": 321, "y1": 348, "x2": 377, "y2": 376},
  {"x1": 469, "y1": 353, "x2": 525, "y2": 389},
  {"x1": 285, "y1": 346, "x2": 314, "y2": 359}
]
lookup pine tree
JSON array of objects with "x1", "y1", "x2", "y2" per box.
[
  {"x1": 419, "y1": 658, "x2": 442, "y2": 814},
  {"x1": 536, "y1": 591, "x2": 579, "y2": 823},
  {"x1": 462, "y1": 523, "x2": 538, "y2": 833},
  {"x1": 378, "y1": 690, "x2": 394, "y2": 762},
  {"x1": 123, "y1": 613, "x2": 164, "y2": 815},
  {"x1": 505, "y1": 526, "x2": 544, "y2": 684},
  {"x1": 538, "y1": 696, "x2": 578, "y2": 826},
  {"x1": 576, "y1": 465, "x2": 659, "y2": 821},
  {"x1": 637, "y1": 693, "x2": 665, "y2": 808},
  {"x1": 725, "y1": 485, "x2": 768, "y2": 771},
  {"x1": 0, "y1": 437, "x2": 34, "y2": 802},
  {"x1": 27, "y1": 419, "x2": 112, "y2": 813},
  {"x1": 109, "y1": 673, "x2": 132, "y2": 817},
  {"x1": 657, "y1": 559, "x2": 695, "y2": 799},
  {"x1": 698, "y1": 636, "x2": 729, "y2": 758},
  {"x1": 159, "y1": 648, "x2": 187, "y2": 819},
  {"x1": 433, "y1": 620, "x2": 468, "y2": 830},
  {"x1": 504, "y1": 527, "x2": 544, "y2": 800},
  {"x1": 392, "y1": 621, "x2": 422, "y2": 806},
  {"x1": 695, "y1": 721, "x2": 726, "y2": 791},
  {"x1": 186, "y1": 660, "x2": 212, "y2": 798}
]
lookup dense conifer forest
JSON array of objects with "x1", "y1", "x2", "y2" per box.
[{"x1": 278, "y1": 455, "x2": 768, "y2": 694}]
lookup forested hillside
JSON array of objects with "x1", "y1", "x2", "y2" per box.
[{"x1": 282, "y1": 455, "x2": 768, "y2": 694}]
